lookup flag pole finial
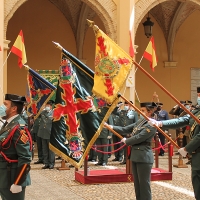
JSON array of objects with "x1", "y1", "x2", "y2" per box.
[
  {"x1": 52, "y1": 41, "x2": 63, "y2": 50},
  {"x1": 23, "y1": 64, "x2": 30, "y2": 70},
  {"x1": 86, "y1": 19, "x2": 99, "y2": 33}
]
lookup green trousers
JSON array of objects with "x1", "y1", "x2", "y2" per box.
[{"x1": 0, "y1": 187, "x2": 25, "y2": 200}]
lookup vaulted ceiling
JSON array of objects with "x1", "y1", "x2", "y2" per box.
[
  {"x1": 149, "y1": 0, "x2": 199, "y2": 61},
  {"x1": 48, "y1": 0, "x2": 200, "y2": 61}
]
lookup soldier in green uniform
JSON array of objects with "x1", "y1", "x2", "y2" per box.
[
  {"x1": 32, "y1": 115, "x2": 43, "y2": 163},
  {"x1": 37, "y1": 100, "x2": 55, "y2": 169},
  {"x1": 111, "y1": 102, "x2": 123, "y2": 162},
  {"x1": 0, "y1": 94, "x2": 32, "y2": 200},
  {"x1": 95, "y1": 106, "x2": 113, "y2": 166},
  {"x1": 148, "y1": 87, "x2": 200, "y2": 200},
  {"x1": 106, "y1": 102, "x2": 157, "y2": 200},
  {"x1": 113, "y1": 101, "x2": 138, "y2": 164}
]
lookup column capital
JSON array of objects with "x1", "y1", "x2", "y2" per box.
[{"x1": 3, "y1": 39, "x2": 11, "y2": 50}]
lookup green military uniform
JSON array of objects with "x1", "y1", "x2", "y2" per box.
[
  {"x1": 32, "y1": 115, "x2": 43, "y2": 163},
  {"x1": 115, "y1": 107, "x2": 139, "y2": 163},
  {"x1": 162, "y1": 107, "x2": 200, "y2": 200},
  {"x1": 111, "y1": 112, "x2": 123, "y2": 161},
  {"x1": 113, "y1": 118, "x2": 156, "y2": 200},
  {"x1": 37, "y1": 108, "x2": 55, "y2": 168},
  {"x1": 96, "y1": 107, "x2": 113, "y2": 166},
  {"x1": 0, "y1": 115, "x2": 32, "y2": 200}
]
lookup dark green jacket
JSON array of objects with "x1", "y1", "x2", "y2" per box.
[
  {"x1": 98, "y1": 107, "x2": 113, "y2": 138},
  {"x1": 37, "y1": 109, "x2": 53, "y2": 140},
  {"x1": 162, "y1": 108, "x2": 200, "y2": 170},
  {"x1": 113, "y1": 119, "x2": 156, "y2": 163},
  {"x1": 32, "y1": 115, "x2": 41, "y2": 134},
  {"x1": 0, "y1": 115, "x2": 31, "y2": 188}
]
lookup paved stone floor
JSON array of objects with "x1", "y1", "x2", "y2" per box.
[{"x1": 25, "y1": 151, "x2": 195, "y2": 200}]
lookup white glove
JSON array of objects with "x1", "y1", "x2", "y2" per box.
[
  {"x1": 164, "y1": 130, "x2": 168, "y2": 134},
  {"x1": 10, "y1": 184, "x2": 22, "y2": 193},
  {"x1": 148, "y1": 118, "x2": 163, "y2": 127},
  {"x1": 121, "y1": 138, "x2": 126, "y2": 143},
  {"x1": 178, "y1": 147, "x2": 188, "y2": 157}
]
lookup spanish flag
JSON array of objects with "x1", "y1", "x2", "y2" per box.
[
  {"x1": 143, "y1": 36, "x2": 157, "y2": 71},
  {"x1": 11, "y1": 30, "x2": 27, "y2": 68},
  {"x1": 93, "y1": 28, "x2": 133, "y2": 104}
]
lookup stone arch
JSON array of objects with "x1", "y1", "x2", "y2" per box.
[
  {"x1": 4, "y1": 0, "x2": 117, "y2": 41},
  {"x1": 81, "y1": 0, "x2": 117, "y2": 41},
  {"x1": 4, "y1": 0, "x2": 28, "y2": 39},
  {"x1": 134, "y1": 0, "x2": 200, "y2": 37}
]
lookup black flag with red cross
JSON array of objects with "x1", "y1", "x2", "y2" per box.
[{"x1": 50, "y1": 48, "x2": 118, "y2": 168}]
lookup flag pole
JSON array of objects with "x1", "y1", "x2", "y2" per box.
[
  {"x1": 135, "y1": 89, "x2": 140, "y2": 103},
  {"x1": 134, "y1": 56, "x2": 143, "y2": 74},
  {"x1": 118, "y1": 93, "x2": 180, "y2": 149},
  {"x1": 104, "y1": 123, "x2": 123, "y2": 139},
  {"x1": 133, "y1": 60, "x2": 200, "y2": 124},
  {"x1": 0, "y1": 51, "x2": 11, "y2": 73}
]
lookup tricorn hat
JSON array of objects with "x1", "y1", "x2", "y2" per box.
[
  {"x1": 140, "y1": 102, "x2": 157, "y2": 108},
  {"x1": 197, "y1": 87, "x2": 200, "y2": 93},
  {"x1": 156, "y1": 102, "x2": 163, "y2": 106},
  {"x1": 185, "y1": 100, "x2": 192, "y2": 105},
  {"x1": 5, "y1": 94, "x2": 26, "y2": 104}
]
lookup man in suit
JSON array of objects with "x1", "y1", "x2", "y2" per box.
[
  {"x1": 148, "y1": 87, "x2": 200, "y2": 200},
  {"x1": 154, "y1": 102, "x2": 169, "y2": 156},
  {"x1": 106, "y1": 102, "x2": 157, "y2": 200},
  {"x1": 37, "y1": 100, "x2": 55, "y2": 169},
  {"x1": 0, "y1": 94, "x2": 32, "y2": 200}
]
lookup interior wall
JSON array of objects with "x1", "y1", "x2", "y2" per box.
[
  {"x1": 6, "y1": 0, "x2": 76, "y2": 96},
  {"x1": 135, "y1": 10, "x2": 200, "y2": 114}
]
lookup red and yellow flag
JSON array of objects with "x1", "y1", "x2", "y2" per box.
[
  {"x1": 143, "y1": 36, "x2": 157, "y2": 71},
  {"x1": 11, "y1": 30, "x2": 27, "y2": 68},
  {"x1": 93, "y1": 28, "x2": 133, "y2": 104}
]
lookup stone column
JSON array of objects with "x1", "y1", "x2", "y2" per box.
[
  {"x1": 116, "y1": 0, "x2": 135, "y2": 103},
  {"x1": 3, "y1": 39, "x2": 10, "y2": 96},
  {"x1": 0, "y1": 1, "x2": 4, "y2": 104}
]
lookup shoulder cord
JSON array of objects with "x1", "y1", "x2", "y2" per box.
[
  {"x1": 132, "y1": 118, "x2": 147, "y2": 135},
  {"x1": 0, "y1": 124, "x2": 32, "y2": 163}
]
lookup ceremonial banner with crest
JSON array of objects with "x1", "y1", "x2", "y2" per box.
[
  {"x1": 50, "y1": 49, "x2": 117, "y2": 168},
  {"x1": 27, "y1": 68, "x2": 56, "y2": 119},
  {"x1": 36, "y1": 70, "x2": 60, "y2": 101},
  {"x1": 93, "y1": 28, "x2": 133, "y2": 104}
]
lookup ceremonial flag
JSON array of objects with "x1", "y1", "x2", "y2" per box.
[
  {"x1": 27, "y1": 68, "x2": 56, "y2": 119},
  {"x1": 93, "y1": 27, "x2": 133, "y2": 104},
  {"x1": 50, "y1": 49, "x2": 117, "y2": 168},
  {"x1": 11, "y1": 30, "x2": 27, "y2": 68},
  {"x1": 143, "y1": 36, "x2": 157, "y2": 71}
]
